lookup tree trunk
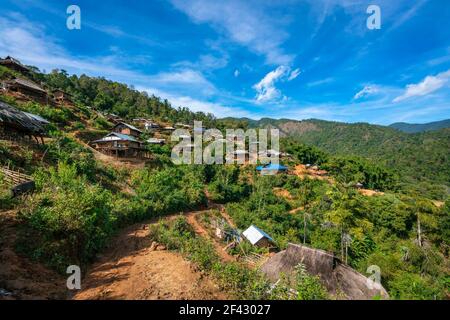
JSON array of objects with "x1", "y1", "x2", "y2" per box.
[
  {"x1": 417, "y1": 215, "x2": 422, "y2": 247},
  {"x1": 303, "y1": 214, "x2": 306, "y2": 244}
]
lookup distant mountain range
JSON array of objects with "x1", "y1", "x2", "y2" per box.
[
  {"x1": 223, "y1": 117, "x2": 450, "y2": 134},
  {"x1": 389, "y1": 119, "x2": 450, "y2": 133}
]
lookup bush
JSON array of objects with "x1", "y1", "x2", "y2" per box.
[
  {"x1": 17, "y1": 162, "x2": 115, "y2": 272},
  {"x1": 132, "y1": 166, "x2": 207, "y2": 216},
  {"x1": 388, "y1": 273, "x2": 441, "y2": 300},
  {"x1": 93, "y1": 117, "x2": 111, "y2": 130},
  {"x1": 322, "y1": 156, "x2": 398, "y2": 191}
]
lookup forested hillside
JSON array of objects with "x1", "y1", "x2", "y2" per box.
[
  {"x1": 224, "y1": 117, "x2": 450, "y2": 199},
  {"x1": 26, "y1": 69, "x2": 219, "y2": 127}
]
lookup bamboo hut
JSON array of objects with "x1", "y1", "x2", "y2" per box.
[
  {"x1": 0, "y1": 101, "x2": 48, "y2": 143},
  {"x1": 260, "y1": 243, "x2": 389, "y2": 300},
  {"x1": 113, "y1": 122, "x2": 142, "y2": 138},
  {"x1": 91, "y1": 132, "x2": 149, "y2": 158},
  {"x1": 0, "y1": 56, "x2": 30, "y2": 74},
  {"x1": 53, "y1": 89, "x2": 74, "y2": 106},
  {"x1": 2, "y1": 78, "x2": 48, "y2": 104}
]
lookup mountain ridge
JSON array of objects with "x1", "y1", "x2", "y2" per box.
[
  {"x1": 389, "y1": 119, "x2": 450, "y2": 133},
  {"x1": 221, "y1": 117, "x2": 450, "y2": 134}
]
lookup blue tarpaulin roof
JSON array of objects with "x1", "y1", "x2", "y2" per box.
[{"x1": 256, "y1": 164, "x2": 288, "y2": 171}]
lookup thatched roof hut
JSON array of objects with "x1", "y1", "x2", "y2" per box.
[
  {"x1": 3, "y1": 78, "x2": 48, "y2": 104},
  {"x1": 0, "y1": 101, "x2": 48, "y2": 136},
  {"x1": 0, "y1": 56, "x2": 30, "y2": 74},
  {"x1": 261, "y1": 243, "x2": 389, "y2": 300}
]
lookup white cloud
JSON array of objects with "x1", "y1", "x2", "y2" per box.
[
  {"x1": 0, "y1": 13, "x2": 220, "y2": 101},
  {"x1": 307, "y1": 77, "x2": 334, "y2": 87},
  {"x1": 253, "y1": 66, "x2": 288, "y2": 102},
  {"x1": 253, "y1": 66, "x2": 301, "y2": 103},
  {"x1": 393, "y1": 69, "x2": 450, "y2": 102},
  {"x1": 354, "y1": 85, "x2": 380, "y2": 100},
  {"x1": 234, "y1": 69, "x2": 240, "y2": 77},
  {"x1": 170, "y1": 0, "x2": 294, "y2": 65},
  {"x1": 288, "y1": 68, "x2": 301, "y2": 81},
  {"x1": 138, "y1": 87, "x2": 253, "y2": 118},
  {"x1": 173, "y1": 54, "x2": 229, "y2": 71}
]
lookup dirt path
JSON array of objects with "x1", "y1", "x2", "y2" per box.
[
  {"x1": 0, "y1": 198, "x2": 235, "y2": 300},
  {"x1": 185, "y1": 210, "x2": 236, "y2": 263},
  {"x1": 0, "y1": 210, "x2": 66, "y2": 300},
  {"x1": 358, "y1": 189, "x2": 384, "y2": 197},
  {"x1": 72, "y1": 215, "x2": 227, "y2": 300},
  {"x1": 292, "y1": 164, "x2": 333, "y2": 182}
]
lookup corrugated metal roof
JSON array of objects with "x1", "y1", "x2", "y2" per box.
[
  {"x1": 115, "y1": 122, "x2": 142, "y2": 133},
  {"x1": 0, "y1": 101, "x2": 47, "y2": 134},
  {"x1": 94, "y1": 132, "x2": 140, "y2": 143},
  {"x1": 242, "y1": 225, "x2": 273, "y2": 245},
  {"x1": 147, "y1": 138, "x2": 165, "y2": 144},
  {"x1": 23, "y1": 112, "x2": 50, "y2": 124}
]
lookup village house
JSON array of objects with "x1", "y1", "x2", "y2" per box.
[
  {"x1": 144, "y1": 121, "x2": 160, "y2": 131},
  {"x1": 175, "y1": 122, "x2": 192, "y2": 129},
  {"x1": 113, "y1": 122, "x2": 142, "y2": 138},
  {"x1": 0, "y1": 101, "x2": 48, "y2": 144},
  {"x1": 2, "y1": 78, "x2": 49, "y2": 105},
  {"x1": 147, "y1": 137, "x2": 165, "y2": 145},
  {"x1": 105, "y1": 113, "x2": 123, "y2": 124},
  {"x1": 52, "y1": 89, "x2": 73, "y2": 106},
  {"x1": 242, "y1": 225, "x2": 274, "y2": 248},
  {"x1": 132, "y1": 118, "x2": 154, "y2": 128},
  {"x1": 162, "y1": 125, "x2": 176, "y2": 132},
  {"x1": 0, "y1": 56, "x2": 30, "y2": 74},
  {"x1": 91, "y1": 132, "x2": 149, "y2": 158}
]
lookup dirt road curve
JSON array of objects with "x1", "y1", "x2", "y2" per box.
[{"x1": 72, "y1": 216, "x2": 227, "y2": 300}]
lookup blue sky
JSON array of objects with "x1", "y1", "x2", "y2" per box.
[{"x1": 1, "y1": 0, "x2": 449, "y2": 124}]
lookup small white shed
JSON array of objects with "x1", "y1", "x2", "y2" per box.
[{"x1": 242, "y1": 225, "x2": 274, "y2": 248}]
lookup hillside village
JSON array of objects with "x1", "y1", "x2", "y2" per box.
[{"x1": 0, "y1": 56, "x2": 449, "y2": 300}]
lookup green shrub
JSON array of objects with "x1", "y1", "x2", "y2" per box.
[
  {"x1": 388, "y1": 273, "x2": 441, "y2": 300},
  {"x1": 131, "y1": 166, "x2": 207, "y2": 216},
  {"x1": 18, "y1": 162, "x2": 115, "y2": 272}
]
